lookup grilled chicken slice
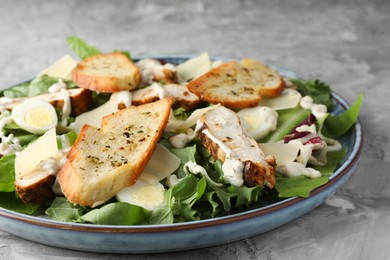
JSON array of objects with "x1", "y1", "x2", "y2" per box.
[
  {"x1": 132, "y1": 83, "x2": 202, "y2": 109},
  {"x1": 136, "y1": 59, "x2": 177, "y2": 87},
  {"x1": 15, "y1": 156, "x2": 62, "y2": 204},
  {"x1": 198, "y1": 106, "x2": 276, "y2": 188},
  {"x1": 2, "y1": 88, "x2": 92, "y2": 116},
  {"x1": 15, "y1": 171, "x2": 56, "y2": 204}
]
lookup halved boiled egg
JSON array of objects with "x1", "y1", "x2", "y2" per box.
[
  {"x1": 238, "y1": 106, "x2": 278, "y2": 140},
  {"x1": 12, "y1": 99, "x2": 58, "y2": 134},
  {"x1": 116, "y1": 179, "x2": 166, "y2": 211}
]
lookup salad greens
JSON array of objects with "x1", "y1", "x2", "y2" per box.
[
  {"x1": 290, "y1": 79, "x2": 333, "y2": 110},
  {"x1": 2, "y1": 75, "x2": 77, "y2": 98},
  {"x1": 66, "y1": 36, "x2": 101, "y2": 60},
  {"x1": 0, "y1": 36, "x2": 363, "y2": 225},
  {"x1": 0, "y1": 154, "x2": 16, "y2": 192}
]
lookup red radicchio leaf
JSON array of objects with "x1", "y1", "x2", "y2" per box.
[
  {"x1": 284, "y1": 114, "x2": 318, "y2": 143},
  {"x1": 284, "y1": 131, "x2": 311, "y2": 143},
  {"x1": 304, "y1": 136, "x2": 323, "y2": 145}
]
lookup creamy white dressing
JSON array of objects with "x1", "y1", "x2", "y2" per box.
[
  {"x1": 169, "y1": 133, "x2": 192, "y2": 149},
  {"x1": 166, "y1": 174, "x2": 181, "y2": 187},
  {"x1": 201, "y1": 128, "x2": 248, "y2": 187},
  {"x1": 52, "y1": 179, "x2": 64, "y2": 196},
  {"x1": 36, "y1": 157, "x2": 61, "y2": 175},
  {"x1": 321, "y1": 135, "x2": 342, "y2": 152},
  {"x1": 149, "y1": 82, "x2": 167, "y2": 100},
  {"x1": 136, "y1": 59, "x2": 175, "y2": 86},
  {"x1": 289, "y1": 123, "x2": 328, "y2": 167},
  {"x1": 59, "y1": 89, "x2": 71, "y2": 126},
  {"x1": 221, "y1": 158, "x2": 244, "y2": 186},
  {"x1": 0, "y1": 115, "x2": 13, "y2": 137},
  {"x1": 277, "y1": 117, "x2": 329, "y2": 178},
  {"x1": 0, "y1": 97, "x2": 13, "y2": 112},
  {"x1": 169, "y1": 120, "x2": 204, "y2": 148},
  {"x1": 57, "y1": 134, "x2": 73, "y2": 153},
  {"x1": 0, "y1": 134, "x2": 22, "y2": 156},
  {"x1": 294, "y1": 124, "x2": 318, "y2": 143},
  {"x1": 113, "y1": 90, "x2": 132, "y2": 108},
  {"x1": 0, "y1": 116, "x2": 22, "y2": 156},
  {"x1": 300, "y1": 96, "x2": 327, "y2": 119},
  {"x1": 277, "y1": 162, "x2": 321, "y2": 178},
  {"x1": 184, "y1": 161, "x2": 223, "y2": 187},
  {"x1": 163, "y1": 63, "x2": 176, "y2": 71},
  {"x1": 48, "y1": 79, "x2": 67, "y2": 93}
]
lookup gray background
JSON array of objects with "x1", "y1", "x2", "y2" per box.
[{"x1": 0, "y1": 0, "x2": 389, "y2": 259}]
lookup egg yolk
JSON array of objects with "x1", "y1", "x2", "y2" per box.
[{"x1": 25, "y1": 108, "x2": 55, "y2": 127}]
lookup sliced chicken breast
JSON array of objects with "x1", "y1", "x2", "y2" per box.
[{"x1": 199, "y1": 106, "x2": 276, "y2": 188}]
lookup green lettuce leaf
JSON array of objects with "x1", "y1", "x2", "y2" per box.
[
  {"x1": 0, "y1": 192, "x2": 40, "y2": 214},
  {"x1": 275, "y1": 149, "x2": 348, "y2": 198},
  {"x1": 57, "y1": 131, "x2": 78, "y2": 149},
  {"x1": 67, "y1": 36, "x2": 101, "y2": 60},
  {"x1": 171, "y1": 145, "x2": 197, "y2": 178},
  {"x1": 45, "y1": 197, "x2": 86, "y2": 222},
  {"x1": 172, "y1": 107, "x2": 191, "y2": 120},
  {"x1": 2, "y1": 75, "x2": 77, "y2": 98},
  {"x1": 197, "y1": 191, "x2": 220, "y2": 218},
  {"x1": 275, "y1": 175, "x2": 329, "y2": 198},
  {"x1": 3, "y1": 122, "x2": 40, "y2": 146},
  {"x1": 321, "y1": 94, "x2": 363, "y2": 138},
  {"x1": 148, "y1": 207, "x2": 174, "y2": 225},
  {"x1": 228, "y1": 185, "x2": 262, "y2": 208},
  {"x1": 113, "y1": 49, "x2": 132, "y2": 61},
  {"x1": 77, "y1": 202, "x2": 149, "y2": 225},
  {"x1": 1, "y1": 81, "x2": 30, "y2": 98},
  {"x1": 0, "y1": 154, "x2": 16, "y2": 192},
  {"x1": 168, "y1": 175, "x2": 206, "y2": 222},
  {"x1": 260, "y1": 106, "x2": 311, "y2": 143},
  {"x1": 290, "y1": 79, "x2": 333, "y2": 110},
  {"x1": 312, "y1": 149, "x2": 348, "y2": 175}
]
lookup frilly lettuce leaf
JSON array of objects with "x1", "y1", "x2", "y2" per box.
[{"x1": 290, "y1": 79, "x2": 333, "y2": 110}]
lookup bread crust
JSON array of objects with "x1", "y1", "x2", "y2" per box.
[
  {"x1": 187, "y1": 59, "x2": 285, "y2": 109},
  {"x1": 57, "y1": 98, "x2": 173, "y2": 207},
  {"x1": 72, "y1": 53, "x2": 141, "y2": 93}
]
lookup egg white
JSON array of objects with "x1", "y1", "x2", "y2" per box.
[
  {"x1": 12, "y1": 99, "x2": 58, "y2": 134},
  {"x1": 238, "y1": 106, "x2": 278, "y2": 140}
]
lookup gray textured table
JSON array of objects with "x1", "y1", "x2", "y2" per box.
[{"x1": 0, "y1": 0, "x2": 389, "y2": 259}]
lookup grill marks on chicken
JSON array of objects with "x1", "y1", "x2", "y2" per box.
[{"x1": 198, "y1": 106, "x2": 276, "y2": 188}]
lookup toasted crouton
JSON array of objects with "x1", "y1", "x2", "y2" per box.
[
  {"x1": 57, "y1": 98, "x2": 173, "y2": 208},
  {"x1": 187, "y1": 59, "x2": 285, "y2": 109},
  {"x1": 72, "y1": 53, "x2": 141, "y2": 92}
]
